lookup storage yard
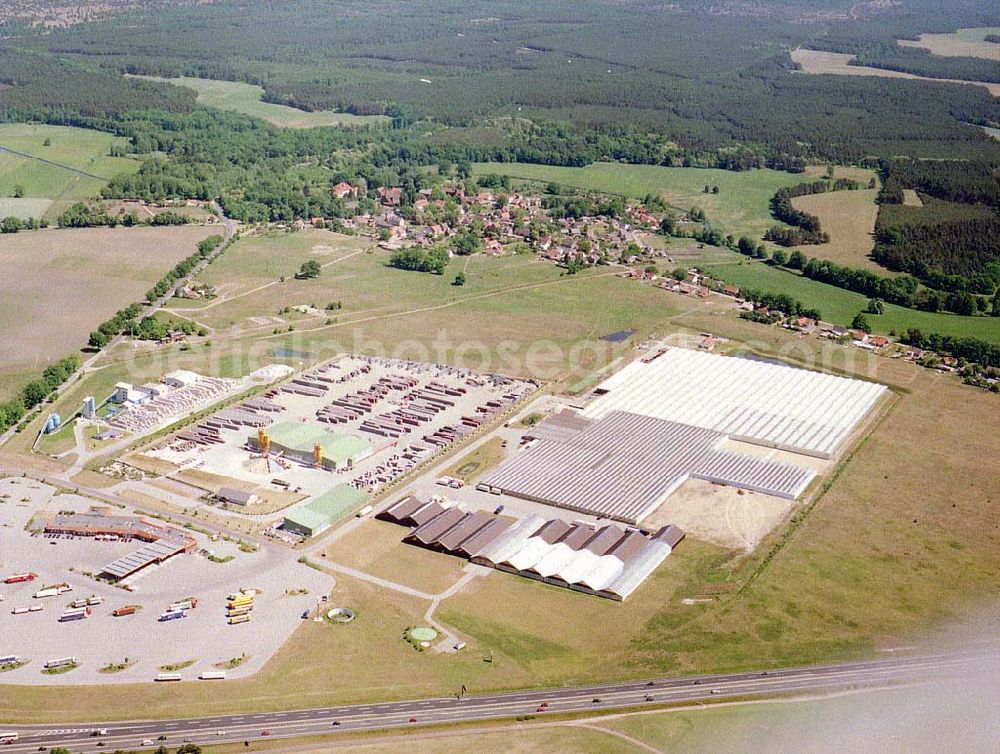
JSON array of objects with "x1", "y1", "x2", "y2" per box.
[
  {"x1": 138, "y1": 355, "x2": 536, "y2": 536},
  {"x1": 0, "y1": 478, "x2": 328, "y2": 685}
]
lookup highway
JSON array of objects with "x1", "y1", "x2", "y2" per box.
[{"x1": 1, "y1": 649, "x2": 992, "y2": 752}]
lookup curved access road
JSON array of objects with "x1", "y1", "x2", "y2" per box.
[{"x1": 1, "y1": 648, "x2": 992, "y2": 752}]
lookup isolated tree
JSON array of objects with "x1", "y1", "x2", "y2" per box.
[
  {"x1": 659, "y1": 215, "x2": 676, "y2": 236},
  {"x1": 787, "y1": 250, "x2": 808, "y2": 270},
  {"x1": 298, "y1": 260, "x2": 321, "y2": 279},
  {"x1": 453, "y1": 272, "x2": 466, "y2": 286},
  {"x1": 866, "y1": 298, "x2": 884, "y2": 315},
  {"x1": 851, "y1": 313, "x2": 872, "y2": 333},
  {"x1": 770, "y1": 249, "x2": 788, "y2": 267}
]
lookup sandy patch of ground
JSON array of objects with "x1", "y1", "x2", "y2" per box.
[
  {"x1": 902, "y1": 189, "x2": 924, "y2": 207},
  {"x1": 643, "y1": 477, "x2": 796, "y2": 552},
  {"x1": 898, "y1": 30, "x2": 1000, "y2": 61},
  {"x1": 790, "y1": 49, "x2": 1000, "y2": 97},
  {"x1": 791, "y1": 189, "x2": 880, "y2": 271}
]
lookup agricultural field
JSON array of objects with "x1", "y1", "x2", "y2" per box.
[
  {"x1": 473, "y1": 162, "x2": 804, "y2": 239},
  {"x1": 166, "y1": 227, "x2": 684, "y2": 380},
  {"x1": 789, "y1": 49, "x2": 1000, "y2": 97},
  {"x1": 898, "y1": 27, "x2": 1000, "y2": 61},
  {"x1": 790, "y1": 189, "x2": 881, "y2": 270},
  {"x1": 0, "y1": 225, "x2": 216, "y2": 386},
  {"x1": 0, "y1": 124, "x2": 139, "y2": 219},
  {"x1": 703, "y1": 258, "x2": 1000, "y2": 343},
  {"x1": 133, "y1": 76, "x2": 388, "y2": 128}
]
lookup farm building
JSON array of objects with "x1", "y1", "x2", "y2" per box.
[
  {"x1": 379, "y1": 500, "x2": 684, "y2": 601},
  {"x1": 585, "y1": 347, "x2": 887, "y2": 458},
  {"x1": 250, "y1": 420, "x2": 373, "y2": 471},
  {"x1": 282, "y1": 484, "x2": 368, "y2": 537},
  {"x1": 483, "y1": 410, "x2": 815, "y2": 524}
]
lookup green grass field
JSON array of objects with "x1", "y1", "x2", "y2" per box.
[
  {"x1": 134, "y1": 76, "x2": 388, "y2": 128},
  {"x1": 704, "y1": 258, "x2": 1000, "y2": 342},
  {"x1": 472, "y1": 162, "x2": 805, "y2": 239},
  {"x1": 0, "y1": 124, "x2": 139, "y2": 218}
]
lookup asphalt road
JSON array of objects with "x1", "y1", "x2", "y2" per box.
[{"x1": 2, "y1": 649, "x2": 992, "y2": 752}]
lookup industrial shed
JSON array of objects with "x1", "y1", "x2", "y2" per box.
[
  {"x1": 483, "y1": 410, "x2": 814, "y2": 524},
  {"x1": 382, "y1": 503, "x2": 685, "y2": 601},
  {"x1": 282, "y1": 484, "x2": 368, "y2": 537},
  {"x1": 585, "y1": 347, "x2": 887, "y2": 458},
  {"x1": 253, "y1": 421, "x2": 373, "y2": 471}
]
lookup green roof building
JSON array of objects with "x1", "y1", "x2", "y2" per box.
[
  {"x1": 283, "y1": 484, "x2": 368, "y2": 537},
  {"x1": 252, "y1": 421, "x2": 372, "y2": 471}
]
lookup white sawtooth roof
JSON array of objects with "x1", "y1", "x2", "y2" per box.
[{"x1": 584, "y1": 347, "x2": 886, "y2": 458}]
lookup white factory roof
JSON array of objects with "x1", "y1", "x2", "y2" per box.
[
  {"x1": 584, "y1": 347, "x2": 887, "y2": 458},
  {"x1": 484, "y1": 411, "x2": 815, "y2": 524}
]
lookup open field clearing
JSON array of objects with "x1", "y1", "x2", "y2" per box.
[
  {"x1": 790, "y1": 49, "x2": 1000, "y2": 97},
  {"x1": 0, "y1": 197, "x2": 52, "y2": 220},
  {"x1": 802, "y1": 165, "x2": 878, "y2": 185},
  {"x1": 898, "y1": 27, "x2": 1000, "y2": 61},
  {"x1": 0, "y1": 124, "x2": 139, "y2": 209},
  {"x1": 703, "y1": 258, "x2": 1000, "y2": 343},
  {"x1": 472, "y1": 162, "x2": 804, "y2": 239},
  {"x1": 1, "y1": 303, "x2": 999, "y2": 721},
  {"x1": 323, "y1": 519, "x2": 468, "y2": 595},
  {"x1": 902, "y1": 189, "x2": 924, "y2": 206},
  {"x1": 0, "y1": 225, "x2": 216, "y2": 378},
  {"x1": 167, "y1": 227, "x2": 685, "y2": 379},
  {"x1": 133, "y1": 76, "x2": 388, "y2": 128},
  {"x1": 790, "y1": 189, "x2": 881, "y2": 270}
]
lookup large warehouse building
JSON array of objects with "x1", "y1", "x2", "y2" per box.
[
  {"x1": 483, "y1": 410, "x2": 815, "y2": 524},
  {"x1": 584, "y1": 347, "x2": 887, "y2": 458},
  {"x1": 251, "y1": 420, "x2": 373, "y2": 471},
  {"x1": 282, "y1": 484, "x2": 368, "y2": 537},
  {"x1": 379, "y1": 497, "x2": 685, "y2": 601}
]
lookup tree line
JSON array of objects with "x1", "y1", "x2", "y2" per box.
[{"x1": 0, "y1": 355, "x2": 80, "y2": 434}]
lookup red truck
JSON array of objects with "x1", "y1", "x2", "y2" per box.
[
  {"x1": 4, "y1": 573, "x2": 37, "y2": 585},
  {"x1": 112, "y1": 605, "x2": 138, "y2": 617}
]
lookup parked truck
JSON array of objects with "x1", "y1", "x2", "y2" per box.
[
  {"x1": 227, "y1": 614, "x2": 251, "y2": 625},
  {"x1": 226, "y1": 605, "x2": 252, "y2": 617},
  {"x1": 3, "y1": 573, "x2": 37, "y2": 584},
  {"x1": 34, "y1": 583, "x2": 71, "y2": 599},
  {"x1": 167, "y1": 598, "x2": 197, "y2": 611},
  {"x1": 59, "y1": 608, "x2": 90, "y2": 622},
  {"x1": 158, "y1": 609, "x2": 187, "y2": 622},
  {"x1": 112, "y1": 605, "x2": 138, "y2": 617},
  {"x1": 199, "y1": 670, "x2": 226, "y2": 680},
  {"x1": 70, "y1": 596, "x2": 103, "y2": 609}
]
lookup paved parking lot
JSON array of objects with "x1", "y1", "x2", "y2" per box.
[{"x1": 0, "y1": 477, "x2": 331, "y2": 685}]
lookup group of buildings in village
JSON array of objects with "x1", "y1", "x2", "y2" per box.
[{"x1": 296, "y1": 179, "x2": 671, "y2": 267}]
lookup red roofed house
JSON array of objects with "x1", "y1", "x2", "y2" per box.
[{"x1": 332, "y1": 182, "x2": 358, "y2": 200}]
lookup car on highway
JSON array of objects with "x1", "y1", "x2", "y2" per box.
[
  {"x1": 645, "y1": 695, "x2": 654, "y2": 702},
  {"x1": 710, "y1": 689, "x2": 721, "y2": 695},
  {"x1": 536, "y1": 706, "x2": 546, "y2": 713},
  {"x1": 96, "y1": 742, "x2": 105, "y2": 748},
  {"x1": 409, "y1": 718, "x2": 417, "y2": 723},
  {"x1": 592, "y1": 698, "x2": 601, "y2": 703},
  {"x1": 261, "y1": 730, "x2": 271, "y2": 736},
  {"x1": 157, "y1": 735, "x2": 167, "y2": 741},
  {"x1": 141, "y1": 740, "x2": 154, "y2": 747},
  {"x1": 331, "y1": 721, "x2": 340, "y2": 727}
]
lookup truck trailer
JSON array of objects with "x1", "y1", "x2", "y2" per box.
[
  {"x1": 3, "y1": 573, "x2": 37, "y2": 584},
  {"x1": 158, "y1": 609, "x2": 187, "y2": 622}
]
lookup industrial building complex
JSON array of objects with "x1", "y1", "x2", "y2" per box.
[
  {"x1": 379, "y1": 496, "x2": 685, "y2": 600},
  {"x1": 483, "y1": 409, "x2": 815, "y2": 524},
  {"x1": 584, "y1": 347, "x2": 887, "y2": 458},
  {"x1": 43, "y1": 508, "x2": 198, "y2": 581}
]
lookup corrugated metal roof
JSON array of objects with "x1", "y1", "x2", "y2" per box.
[
  {"x1": 585, "y1": 348, "x2": 886, "y2": 458},
  {"x1": 406, "y1": 507, "x2": 467, "y2": 545},
  {"x1": 484, "y1": 411, "x2": 816, "y2": 524}
]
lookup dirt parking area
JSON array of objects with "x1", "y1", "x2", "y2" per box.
[{"x1": 642, "y1": 477, "x2": 796, "y2": 552}]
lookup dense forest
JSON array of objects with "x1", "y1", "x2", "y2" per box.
[
  {"x1": 2, "y1": 0, "x2": 998, "y2": 165},
  {"x1": 873, "y1": 160, "x2": 1000, "y2": 297}
]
